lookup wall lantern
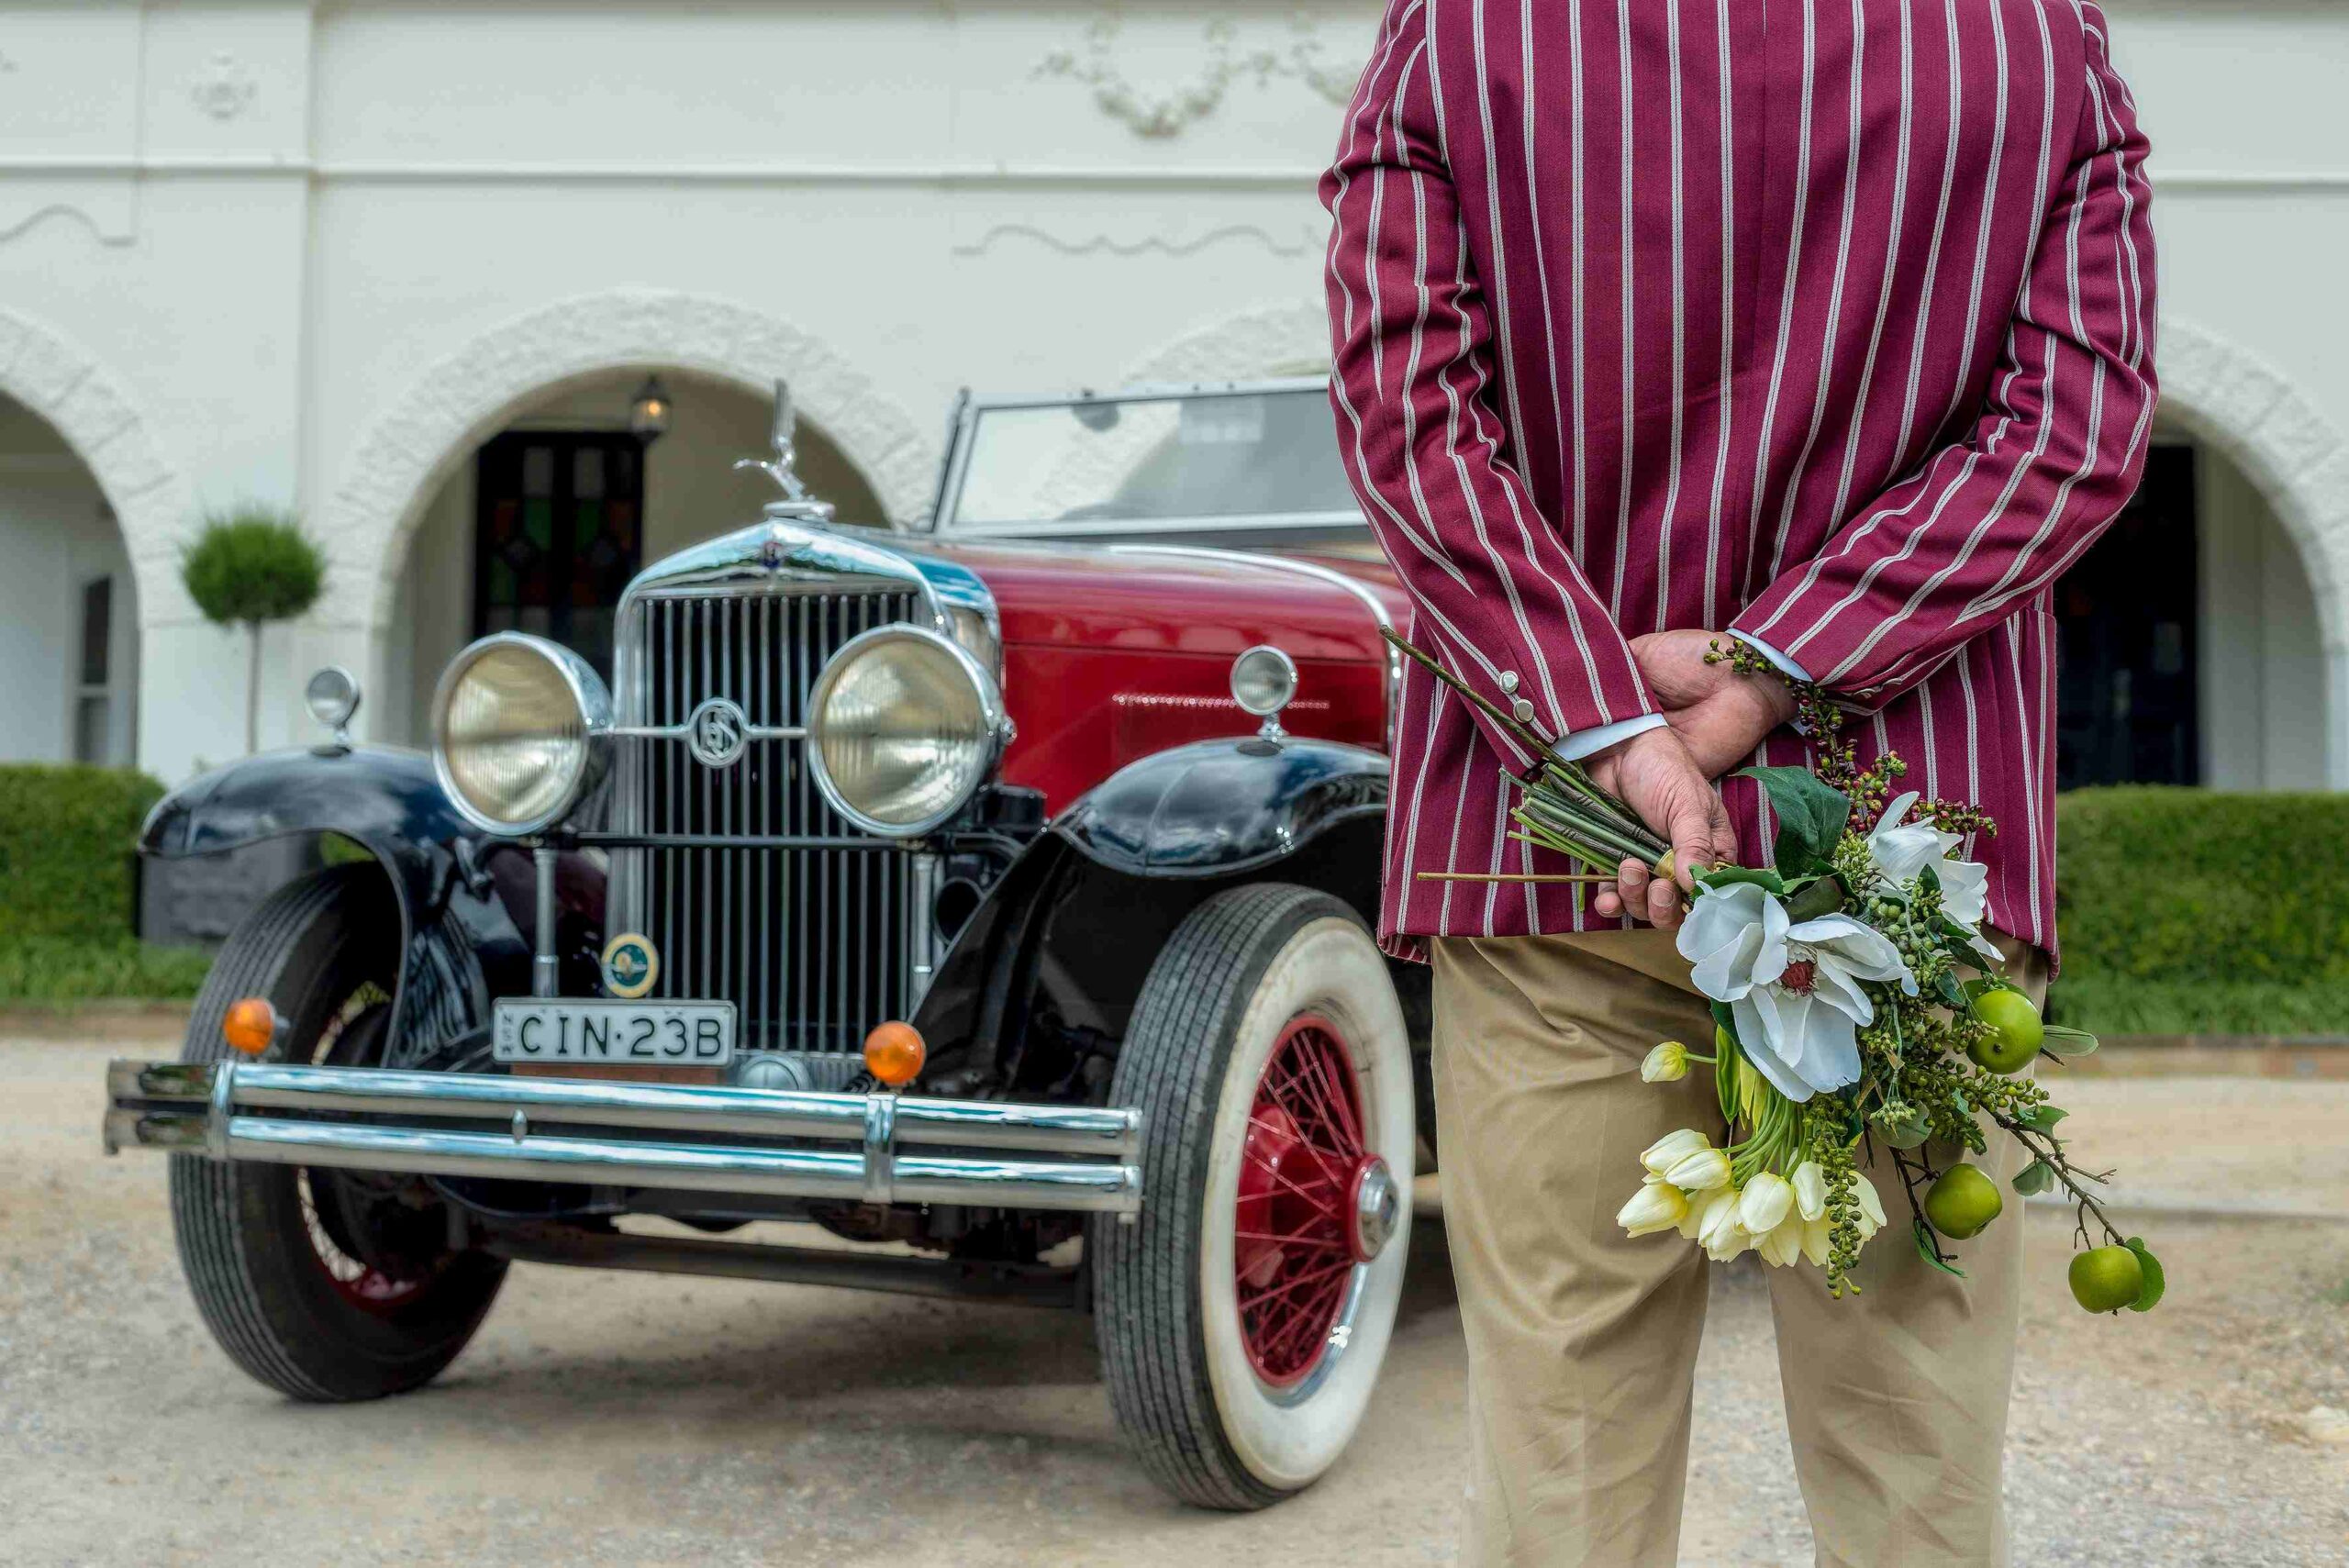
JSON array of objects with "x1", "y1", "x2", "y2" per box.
[{"x1": 629, "y1": 376, "x2": 673, "y2": 443}]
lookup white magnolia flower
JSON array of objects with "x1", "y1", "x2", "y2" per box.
[
  {"x1": 1677, "y1": 881, "x2": 1917, "y2": 1103},
  {"x1": 1617, "y1": 1182, "x2": 1689, "y2": 1239},
  {"x1": 1642, "y1": 1040, "x2": 1691, "y2": 1083},
  {"x1": 1695, "y1": 1188, "x2": 1750, "y2": 1262},
  {"x1": 1641, "y1": 1129, "x2": 1712, "y2": 1176},
  {"x1": 1870, "y1": 792, "x2": 2001, "y2": 963}
]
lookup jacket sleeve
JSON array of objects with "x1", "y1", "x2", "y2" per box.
[
  {"x1": 1728, "y1": 9, "x2": 2158, "y2": 712},
  {"x1": 1320, "y1": 0, "x2": 1655, "y2": 772}
]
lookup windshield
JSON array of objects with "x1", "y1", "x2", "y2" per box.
[{"x1": 942, "y1": 385, "x2": 1361, "y2": 532}]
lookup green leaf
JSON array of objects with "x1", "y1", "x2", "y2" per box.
[
  {"x1": 1934, "y1": 970, "x2": 1971, "y2": 1010},
  {"x1": 1876, "y1": 1106, "x2": 1932, "y2": 1150},
  {"x1": 1913, "y1": 1219, "x2": 1968, "y2": 1278},
  {"x1": 2125, "y1": 1237, "x2": 2166, "y2": 1312},
  {"x1": 2018, "y1": 1104, "x2": 2069, "y2": 1134},
  {"x1": 2040, "y1": 1024, "x2": 2100, "y2": 1059},
  {"x1": 1738, "y1": 765, "x2": 1853, "y2": 878},
  {"x1": 1783, "y1": 873, "x2": 1848, "y2": 924},
  {"x1": 2012, "y1": 1159, "x2": 2055, "y2": 1195},
  {"x1": 1696, "y1": 864, "x2": 1787, "y2": 896}
]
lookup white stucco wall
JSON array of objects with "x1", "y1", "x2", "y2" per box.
[{"x1": 0, "y1": 1, "x2": 2340, "y2": 786}]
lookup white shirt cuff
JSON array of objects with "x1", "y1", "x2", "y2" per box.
[
  {"x1": 1735, "y1": 634, "x2": 1813, "y2": 684},
  {"x1": 1550, "y1": 711, "x2": 1669, "y2": 763}
]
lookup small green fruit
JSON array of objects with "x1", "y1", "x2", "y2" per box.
[
  {"x1": 2070, "y1": 1245, "x2": 2146, "y2": 1314},
  {"x1": 1968, "y1": 988, "x2": 2043, "y2": 1073},
  {"x1": 1923, "y1": 1164, "x2": 2003, "y2": 1240}
]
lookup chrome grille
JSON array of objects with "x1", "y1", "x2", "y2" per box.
[{"x1": 611, "y1": 585, "x2": 923, "y2": 1053}]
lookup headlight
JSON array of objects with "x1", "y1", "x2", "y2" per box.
[
  {"x1": 432, "y1": 633, "x2": 611, "y2": 835},
  {"x1": 807, "y1": 624, "x2": 1004, "y2": 837}
]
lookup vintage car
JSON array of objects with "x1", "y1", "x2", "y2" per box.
[{"x1": 104, "y1": 377, "x2": 1429, "y2": 1510}]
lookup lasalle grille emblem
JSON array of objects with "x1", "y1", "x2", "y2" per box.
[
  {"x1": 600, "y1": 933, "x2": 659, "y2": 999},
  {"x1": 686, "y1": 696, "x2": 749, "y2": 768}
]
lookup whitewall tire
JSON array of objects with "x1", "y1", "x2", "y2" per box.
[{"x1": 1092, "y1": 884, "x2": 1413, "y2": 1509}]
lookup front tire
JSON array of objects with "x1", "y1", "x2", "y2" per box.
[
  {"x1": 1093, "y1": 884, "x2": 1413, "y2": 1509},
  {"x1": 169, "y1": 864, "x2": 507, "y2": 1402}
]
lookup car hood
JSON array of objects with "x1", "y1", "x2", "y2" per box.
[{"x1": 918, "y1": 538, "x2": 1406, "y2": 664}]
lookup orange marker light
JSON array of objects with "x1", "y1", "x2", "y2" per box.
[
  {"x1": 863, "y1": 1021, "x2": 926, "y2": 1088},
  {"x1": 222, "y1": 997, "x2": 279, "y2": 1057}
]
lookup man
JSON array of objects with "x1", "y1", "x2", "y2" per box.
[{"x1": 1321, "y1": 2, "x2": 2154, "y2": 1563}]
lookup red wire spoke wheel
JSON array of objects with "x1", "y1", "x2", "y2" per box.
[
  {"x1": 1233, "y1": 1016, "x2": 1394, "y2": 1386},
  {"x1": 1095, "y1": 885, "x2": 1415, "y2": 1511}
]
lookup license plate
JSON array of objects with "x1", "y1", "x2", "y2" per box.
[{"x1": 491, "y1": 999, "x2": 735, "y2": 1065}]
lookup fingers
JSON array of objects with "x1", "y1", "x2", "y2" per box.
[{"x1": 1611, "y1": 856, "x2": 1652, "y2": 924}]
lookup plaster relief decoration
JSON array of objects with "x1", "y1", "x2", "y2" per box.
[
  {"x1": 188, "y1": 50, "x2": 257, "y2": 121},
  {"x1": 1035, "y1": 10, "x2": 1361, "y2": 139},
  {"x1": 952, "y1": 213, "x2": 1326, "y2": 260}
]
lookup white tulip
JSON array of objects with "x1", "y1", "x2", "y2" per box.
[
  {"x1": 1695, "y1": 1188, "x2": 1749, "y2": 1262},
  {"x1": 1853, "y1": 1175, "x2": 1887, "y2": 1241},
  {"x1": 1617, "y1": 1182, "x2": 1689, "y2": 1239},
  {"x1": 1792, "y1": 1161, "x2": 1829, "y2": 1223},
  {"x1": 1756, "y1": 1214, "x2": 1808, "y2": 1268},
  {"x1": 1800, "y1": 1215, "x2": 1833, "y2": 1268},
  {"x1": 1663, "y1": 1146, "x2": 1735, "y2": 1194},
  {"x1": 1642, "y1": 1040, "x2": 1692, "y2": 1083},
  {"x1": 1641, "y1": 1128, "x2": 1712, "y2": 1176},
  {"x1": 1739, "y1": 1171, "x2": 1797, "y2": 1235}
]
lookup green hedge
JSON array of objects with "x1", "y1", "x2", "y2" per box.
[
  {"x1": 2054, "y1": 786, "x2": 2349, "y2": 1034},
  {"x1": 0, "y1": 763, "x2": 164, "y2": 943}
]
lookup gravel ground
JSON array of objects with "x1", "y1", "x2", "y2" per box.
[{"x1": 5, "y1": 1033, "x2": 2345, "y2": 1566}]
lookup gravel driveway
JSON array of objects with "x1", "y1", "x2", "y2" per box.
[{"x1": 5, "y1": 1032, "x2": 2345, "y2": 1565}]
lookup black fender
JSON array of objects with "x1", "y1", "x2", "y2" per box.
[
  {"x1": 1051, "y1": 736, "x2": 1388, "y2": 877},
  {"x1": 139, "y1": 744, "x2": 536, "y2": 1052},
  {"x1": 915, "y1": 737, "x2": 1412, "y2": 1085}
]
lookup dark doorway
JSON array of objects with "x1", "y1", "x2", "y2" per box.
[
  {"x1": 2054, "y1": 444, "x2": 2198, "y2": 789},
  {"x1": 473, "y1": 432, "x2": 644, "y2": 674}
]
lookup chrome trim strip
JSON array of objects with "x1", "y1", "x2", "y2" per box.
[{"x1": 1105, "y1": 542, "x2": 1404, "y2": 740}]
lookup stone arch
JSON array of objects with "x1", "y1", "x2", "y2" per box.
[
  {"x1": 2153, "y1": 317, "x2": 2349, "y2": 785},
  {"x1": 1120, "y1": 298, "x2": 1333, "y2": 385},
  {"x1": 0, "y1": 306, "x2": 190, "y2": 621},
  {"x1": 328, "y1": 290, "x2": 937, "y2": 628}
]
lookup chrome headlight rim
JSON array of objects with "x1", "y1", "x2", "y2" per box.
[
  {"x1": 806, "y1": 622, "x2": 1008, "y2": 840},
  {"x1": 430, "y1": 631, "x2": 613, "y2": 838}
]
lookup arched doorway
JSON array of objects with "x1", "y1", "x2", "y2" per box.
[
  {"x1": 0, "y1": 391, "x2": 139, "y2": 765},
  {"x1": 384, "y1": 369, "x2": 885, "y2": 744}
]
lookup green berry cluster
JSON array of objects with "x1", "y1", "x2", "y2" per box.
[{"x1": 1804, "y1": 1097, "x2": 1868, "y2": 1297}]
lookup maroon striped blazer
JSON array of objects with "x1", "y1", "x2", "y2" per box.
[{"x1": 1322, "y1": 0, "x2": 2156, "y2": 962}]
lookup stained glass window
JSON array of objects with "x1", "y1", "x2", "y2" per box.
[{"x1": 473, "y1": 432, "x2": 645, "y2": 675}]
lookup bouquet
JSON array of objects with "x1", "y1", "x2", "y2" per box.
[{"x1": 1386, "y1": 629, "x2": 2164, "y2": 1317}]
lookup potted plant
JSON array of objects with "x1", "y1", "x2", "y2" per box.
[{"x1": 181, "y1": 507, "x2": 325, "y2": 755}]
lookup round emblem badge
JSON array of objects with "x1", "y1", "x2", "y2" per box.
[
  {"x1": 600, "y1": 932, "x2": 660, "y2": 998},
  {"x1": 686, "y1": 696, "x2": 749, "y2": 768}
]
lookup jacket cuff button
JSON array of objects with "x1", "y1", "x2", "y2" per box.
[
  {"x1": 1497, "y1": 671, "x2": 1520, "y2": 695},
  {"x1": 1510, "y1": 698, "x2": 1536, "y2": 722}
]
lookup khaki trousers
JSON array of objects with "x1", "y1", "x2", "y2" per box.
[{"x1": 1431, "y1": 928, "x2": 2049, "y2": 1568}]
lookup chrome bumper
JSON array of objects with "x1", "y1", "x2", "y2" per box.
[{"x1": 104, "y1": 1060, "x2": 1143, "y2": 1216}]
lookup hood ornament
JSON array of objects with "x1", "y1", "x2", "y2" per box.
[{"x1": 735, "y1": 378, "x2": 836, "y2": 525}]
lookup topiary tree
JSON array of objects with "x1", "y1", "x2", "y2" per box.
[{"x1": 181, "y1": 507, "x2": 326, "y2": 754}]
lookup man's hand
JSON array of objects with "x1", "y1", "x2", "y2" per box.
[
  {"x1": 1582, "y1": 726, "x2": 1737, "y2": 929},
  {"x1": 1629, "y1": 629, "x2": 1800, "y2": 780}
]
